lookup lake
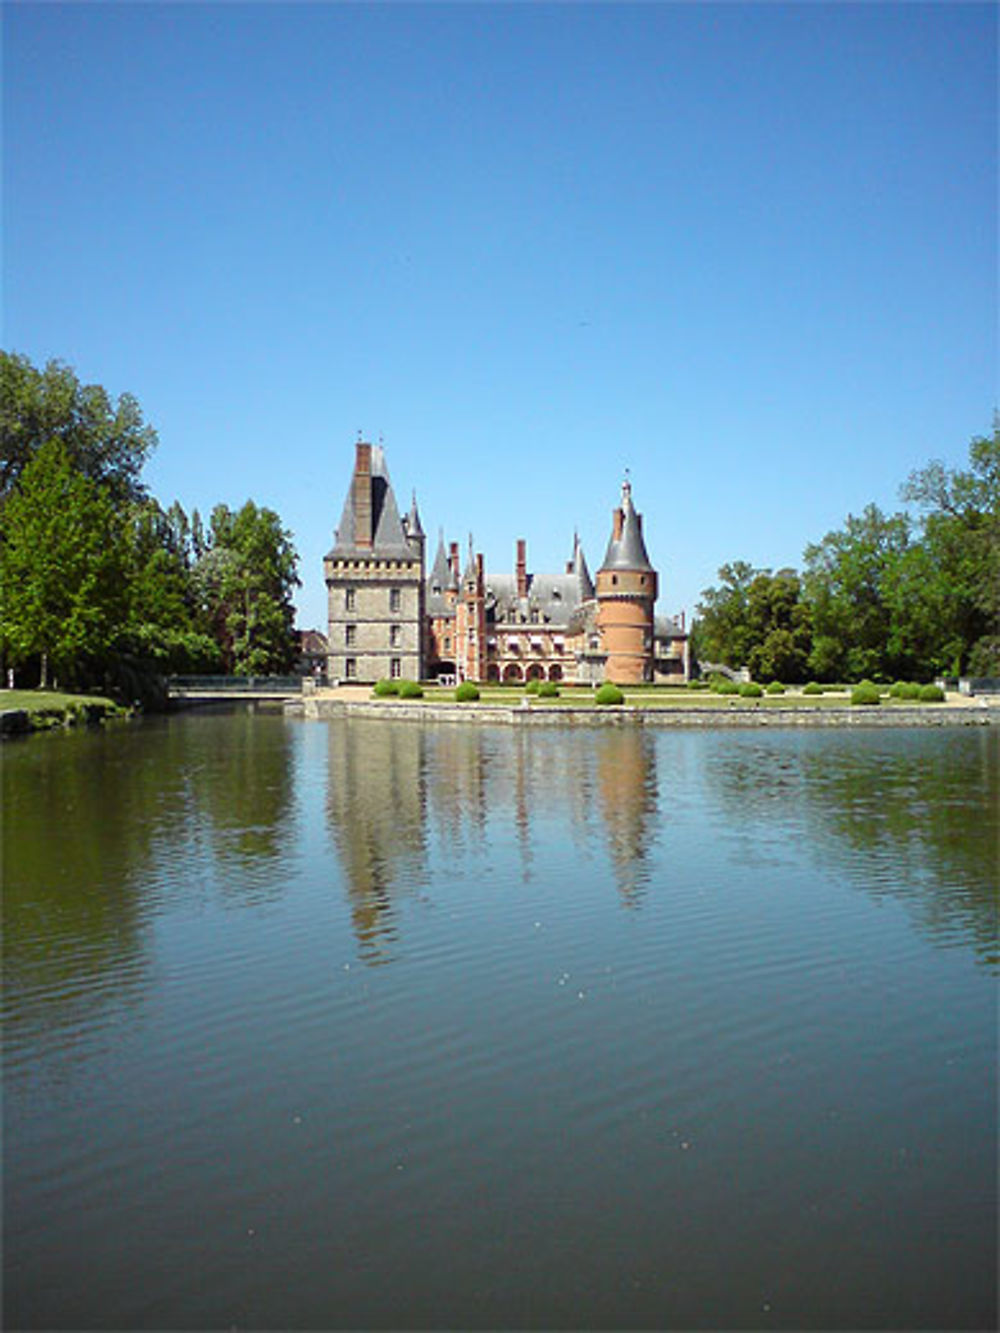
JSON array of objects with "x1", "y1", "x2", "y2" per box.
[{"x1": 3, "y1": 711, "x2": 997, "y2": 1329}]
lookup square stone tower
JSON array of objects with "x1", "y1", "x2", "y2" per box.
[{"x1": 324, "y1": 441, "x2": 425, "y2": 683}]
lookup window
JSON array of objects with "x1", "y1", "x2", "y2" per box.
[
  {"x1": 390, "y1": 657, "x2": 401, "y2": 679},
  {"x1": 530, "y1": 608, "x2": 539, "y2": 624},
  {"x1": 345, "y1": 657, "x2": 356, "y2": 679},
  {"x1": 444, "y1": 636, "x2": 452, "y2": 653},
  {"x1": 345, "y1": 587, "x2": 356, "y2": 611},
  {"x1": 390, "y1": 624, "x2": 401, "y2": 647},
  {"x1": 345, "y1": 624, "x2": 356, "y2": 646},
  {"x1": 389, "y1": 588, "x2": 401, "y2": 612}
]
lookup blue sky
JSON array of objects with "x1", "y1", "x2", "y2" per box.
[{"x1": 4, "y1": 2, "x2": 996, "y2": 629}]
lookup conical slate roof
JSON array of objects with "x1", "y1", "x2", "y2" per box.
[
  {"x1": 573, "y1": 531, "x2": 595, "y2": 599},
  {"x1": 600, "y1": 479, "x2": 654, "y2": 573},
  {"x1": 426, "y1": 532, "x2": 456, "y2": 615},
  {"x1": 328, "y1": 444, "x2": 414, "y2": 560},
  {"x1": 405, "y1": 491, "x2": 424, "y2": 539}
]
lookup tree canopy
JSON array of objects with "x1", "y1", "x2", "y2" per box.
[
  {"x1": 1, "y1": 352, "x2": 158, "y2": 503},
  {"x1": 693, "y1": 426, "x2": 999, "y2": 682},
  {"x1": 1, "y1": 352, "x2": 302, "y2": 694}
]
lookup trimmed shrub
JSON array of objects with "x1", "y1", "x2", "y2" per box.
[
  {"x1": 765, "y1": 681, "x2": 785, "y2": 694},
  {"x1": 802, "y1": 682, "x2": 823, "y2": 696},
  {"x1": 850, "y1": 681, "x2": 881, "y2": 706},
  {"x1": 537, "y1": 681, "x2": 560, "y2": 698},
  {"x1": 455, "y1": 681, "x2": 480, "y2": 702},
  {"x1": 900, "y1": 681, "x2": 921, "y2": 700},
  {"x1": 918, "y1": 683, "x2": 945, "y2": 702},
  {"x1": 373, "y1": 679, "x2": 399, "y2": 697},
  {"x1": 525, "y1": 678, "x2": 541, "y2": 695},
  {"x1": 686, "y1": 678, "x2": 711, "y2": 690},
  {"x1": 397, "y1": 680, "x2": 423, "y2": 699},
  {"x1": 712, "y1": 678, "x2": 739, "y2": 695},
  {"x1": 595, "y1": 682, "x2": 625, "y2": 705},
  {"x1": 739, "y1": 681, "x2": 763, "y2": 698}
]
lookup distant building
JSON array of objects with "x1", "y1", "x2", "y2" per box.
[{"x1": 325, "y1": 441, "x2": 688, "y2": 684}]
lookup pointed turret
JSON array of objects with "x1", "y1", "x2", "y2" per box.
[
  {"x1": 595, "y1": 474, "x2": 658, "y2": 684},
  {"x1": 573, "y1": 530, "x2": 595, "y2": 600}
]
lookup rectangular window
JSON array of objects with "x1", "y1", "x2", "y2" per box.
[
  {"x1": 390, "y1": 624, "x2": 401, "y2": 647},
  {"x1": 390, "y1": 657, "x2": 401, "y2": 679},
  {"x1": 389, "y1": 588, "x2": 401, "y2": 612},
  {"x1": 345, "y1": 657, "x2": 356, "y2": 679},
  {"x1": 444, "y1": 636, "x2": 452, "y2": 653},
  {"x1": 345, "y1": 587, "x2": 356, "y2": 611},
  {"x1": 345, "y1": 624, "x2": 356, "y2": 646}
]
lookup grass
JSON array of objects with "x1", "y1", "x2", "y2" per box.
[
  {"x1": 1, "y1": 688, "x2": 127, "y2": 730},
  {"x1": 375, "y1": 683, "x2": 946, "y2": 710}
]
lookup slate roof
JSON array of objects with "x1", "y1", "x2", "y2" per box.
[
  {"x1": 426, "y1": 532, "x2": 457, "y2": 616},
  {"x1": 486, "y1": 536, "x2": 595, "y2": 628},
  {"x1": 327, "y1": 445, "x2": 415, "y2": 560},
  {"x1": 654, "y1": 614, "x2": 686, "y2": 640},
  {"x1": 600, "y1": 481, "x2": 654, "y2": 573}
]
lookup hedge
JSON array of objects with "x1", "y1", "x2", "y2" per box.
[{"x1": 595, "y1": 682, "x2": 624, "y2": 705}]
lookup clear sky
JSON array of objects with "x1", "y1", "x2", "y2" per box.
[{"x1": 4, "y1": 1, "x2": 996, "y2": 630}]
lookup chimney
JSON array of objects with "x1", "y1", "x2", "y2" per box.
[
  {"x1": 516, "y1": 539, "x2": 527, "y2": 598},
  {"x1": 475, "y1": 553, "x2": 484, "y2": 589},
  {"x1": 681, "y1": 609, "x2": 686, "y2": 632},
  {"x1": 566, "y1": 560, "x2": 574, "y2": 574},
  {"x1": 353, "y1": 442, "x2": 372, "y2": 548},
  {"x1": 449, "y1": 541, "x2": 460, "y2": 580},
  {"x1": 612, "y1": 507, "x2": 623, "y2": 541}
]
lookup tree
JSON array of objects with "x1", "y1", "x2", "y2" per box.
[
  {"x1": 196, "y1": 501, "x2": 300, "y2": 674},
  {"x1": 0, "y1": 352, "x2": 157, "y2": 503},
  {"x1": 691, "y1": 561, "x2": 761, "y2": 668},
  {"x1": 120, "y1": 500, "x2": 221, "y2": 675},
  {"x1": 802, "y1": 504, "x2": 912, "y2": 681},
  {"x1": 744, "y1": 571, "x2": 812, "y2": 682},
  {"x1": 0, "y1": 439, "x2": 125, "y2": 687},
  {"x1": 901, "y1": 425, "x2": 1000, "y2": 675}
]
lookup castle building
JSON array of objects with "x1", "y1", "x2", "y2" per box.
[
  {"x1": 325, "y1": 440, "x2": 688, "y2": 685},
  {"x1": 324, "y1": 441, "x2": 425, "y2": 683}
]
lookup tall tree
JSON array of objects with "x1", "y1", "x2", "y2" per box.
[
  {"x1": 0, "y1": 439, "x2": 125, "y2": 687},
  {"x1": 802, "y1": 504, "x2": 912, "y2": 681},
  {"x1": 196, "y1": 501, "x2": 300, "y2": 674},
  {"x1": 0, "y1": 352, "x2": 157, "y2": 503},
  {"x1": 901, "y1": 425, "x2": 1000, "y2": 675},
  {"x1": 691, "y1": 560, "x2": 761, "y2": 669}
]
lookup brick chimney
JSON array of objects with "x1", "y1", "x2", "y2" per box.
[
  {"x1": 449, "y1": 541, "x2": 460, "y2": 581},
  {"x1": 353, "y1": 442, "x2": 373, "y2": 548},
  {"x1": 516, "y1": 539, "x2": 528, "y2": 598},
  {"x1": 612, "y1": 507, "x2": 623, "y2": 541}
]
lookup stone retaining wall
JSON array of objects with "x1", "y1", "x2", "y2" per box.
[{"x1": 299, "y1": 699, "x2": 998, "y2": 728}]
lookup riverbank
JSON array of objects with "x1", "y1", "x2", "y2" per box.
[
  {"x1": 1, "y1": 690, "x2": 130, "y2": 736},
  {"x1": 298, "y1": 689, "x2": 999, "y2": 727}
]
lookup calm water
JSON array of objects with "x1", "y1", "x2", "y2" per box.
[{"x1": 3, "y1": 711, "x2": 997, "y2": 1330}]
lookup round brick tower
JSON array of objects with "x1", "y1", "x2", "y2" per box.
[{"x1": 596, "y1": 478, "x2": 658, "y2": 684}]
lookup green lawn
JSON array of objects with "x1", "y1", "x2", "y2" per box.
[
  {"x1": 383, "y1": 684, "x2": 932, "y2": 709},
  {"x1": 1, "y1": 688, "x2": 123, "y2": 717}
]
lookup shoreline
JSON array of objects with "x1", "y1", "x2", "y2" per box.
[{"x1": 297, "y1": 695, "x2": 999, "y2": 728}]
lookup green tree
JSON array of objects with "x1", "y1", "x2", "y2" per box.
[
  {"x1": 120, "y1": 500, "x2": 221, "y2": 675},
  {"x1": 0, "y1": 439, "x2": 125, "y2": 687},
  {"x1": 744, "y1": 570, "x2": 812, "y2": 682},
  {"x1": 196, "y1": 501, "x2": 300, "y2": 674},
  {"x1": 691, "y1": 560, "x2": 761, "y2": 668},
  {"x1": 901, "y1": 425, "x2": 1000, "y2": 675},
  {"x1": 0, "y1": 352, "x2": 157, "y2": 503},
  {"x1": 803, "y1": 504, "x2": 911, "y2": 681}
]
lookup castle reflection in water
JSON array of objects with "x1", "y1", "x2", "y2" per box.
[{"x1": 324, "y1": 719, "x2": 660, "y2": 963}]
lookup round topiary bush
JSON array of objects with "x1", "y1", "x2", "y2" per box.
[
  {"x1": 595, "y1": 682, "x2": 624, "y2": 705},
  {"x1": 525, "y1": 678, "x2": 541, "y2": 695},
  {"x1": 898, "y1": 681, "x2": 921, "y2": 700},
  {"x1": 397, "y1": 680, "x2": 423, "y2": 699},
  {"x1": 739, "y1": 681, "x2": 763, "y2": 697},
  {"x1": 802, "y1": 682, "x2": 823, "y2": 696},
  {"x1": 455, "y1": 681, "x2": 480, "y2": 702},
  {"x1": 712, "y1": 678, "x2": 739, "y2": 695},
  {"x1": 373, "y1": 679, "x2": 399, "y2": 697},
  {"x1": 918, "y1": 683, "x2": 945, "y2": 702},
  {"x1": 765, "y1": 681, "x2": 785, "y2": 694},
  {"x1": 889, "y1": 681, "x2": 907, "y2": 698},
  {"x1": 537, "y1": 681, "x2": 559, "y2": 698},
  {"x1": 850, "y1": 681, "x2": 881, "y2": 706}
]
